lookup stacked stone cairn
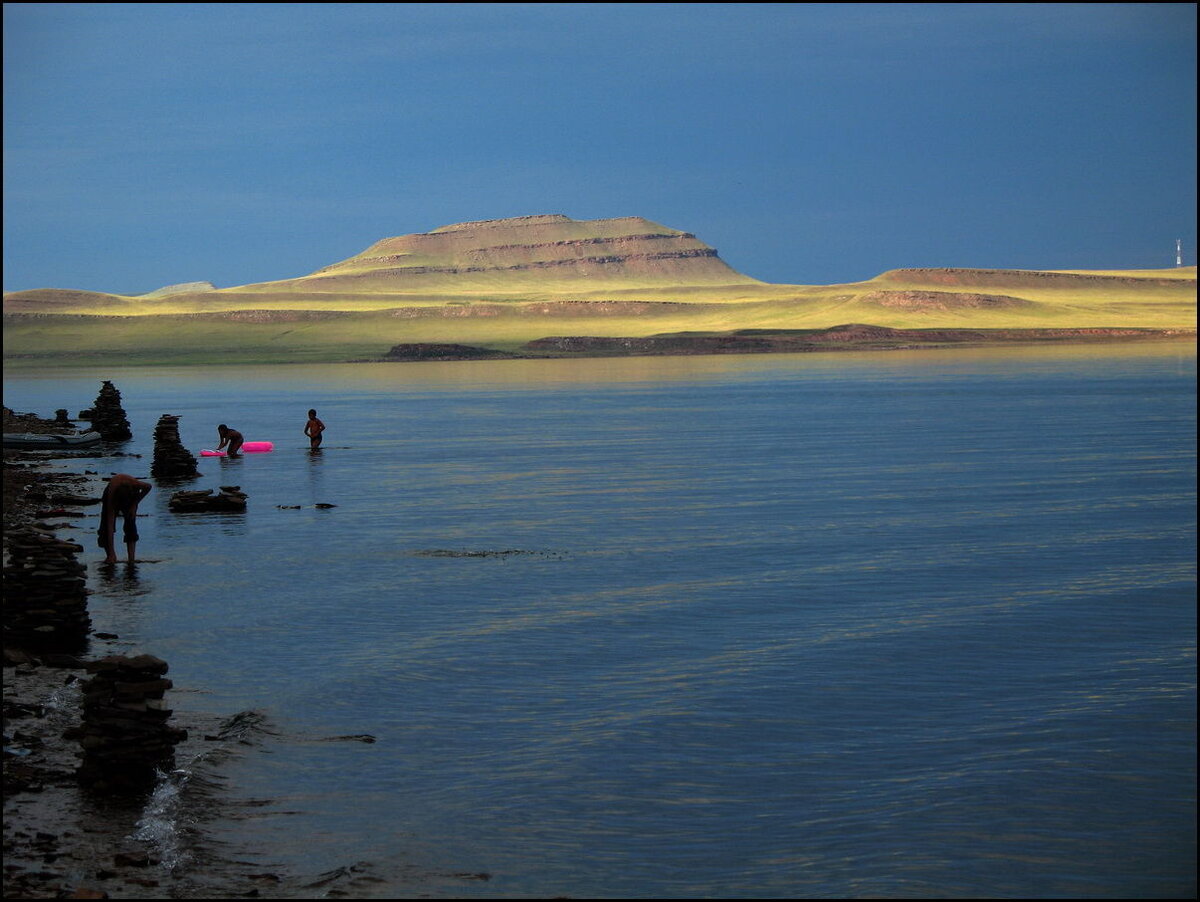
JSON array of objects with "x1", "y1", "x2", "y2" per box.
[
  {"x1": 151, "y1": 413, "x2": 199, "y2": 480},
  {"x1": 168, "y1": 485, "x2": 248, "y2": 512},
  {"x1": 77, "y1": 654, "x2": 188, "y2": 794},
  {"x1": 1, "y1": 526, "x2": 91, "y2": 651},
  {"x1": 86, "y1": 380, "x2": 133, "y2": 441}
]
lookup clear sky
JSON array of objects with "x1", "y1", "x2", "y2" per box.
[{"x1": 3, "y1": 2, "x2": 1196, "y2": 295}]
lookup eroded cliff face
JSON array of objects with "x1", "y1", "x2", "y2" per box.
[
  {"x1": 879, "y1": 267, "x2": 1193, "y2": 289},
  {"x1": 289, "y1": 214, "x2": 760, "y2": 289}
]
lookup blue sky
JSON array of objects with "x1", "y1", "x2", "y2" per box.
[{"x1": 3, "y1": 2, "x2": 1196, "y2": 295}]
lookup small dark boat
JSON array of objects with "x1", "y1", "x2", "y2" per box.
[{"x1": 2, "y1": 431, "x2": 104, "y2": 450}]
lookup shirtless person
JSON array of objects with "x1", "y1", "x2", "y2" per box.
[
  {"x1": 98, "y1": 474, "x2": 152, "y2": 564},
  {"x1": 304, "y1": 408, "x2": 326, "y2": 450},
  {"x1": 216, "y1": 424, "x2": 244, "y2": 457}
]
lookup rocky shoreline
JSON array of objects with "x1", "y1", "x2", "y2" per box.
[
  {"x1": 4, "y1": 403, "x2": 307, "y2": 900},
  {"x1": 1, "y1": 406, "x2": 246, "y2": 899},
  {"x1": 3, "y1": 407, "x2": 167, "y2": 898},
  {"x1": 376, "y1": 324, "x2": 1196, "y2": 361},
  {"x1": 3, "y1": 405, "x2": 470, "y2": 899}
]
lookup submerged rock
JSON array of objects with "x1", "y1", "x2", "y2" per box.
[{"x1": 168, "y1": 486, "x2": 247, "y2": 512}]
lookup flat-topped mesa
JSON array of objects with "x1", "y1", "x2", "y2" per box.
[
  {"x1": 427, "y1": 213, "x2": 577, "y2": 233},
  {"x1": 294, "y1": 214, "x2": 760, "y2": 289}
]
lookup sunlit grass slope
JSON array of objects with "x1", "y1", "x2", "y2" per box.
[
  {"x1": 5, "y1": 279, "x2": 1194, "y2": 370},
  {"x1": 2, "y1": 213, "x2": 1194, "y2": 368}
]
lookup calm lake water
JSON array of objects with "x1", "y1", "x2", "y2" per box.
[{"x1": 5, "y1": 344, "x2": 1196, "y2": 899}]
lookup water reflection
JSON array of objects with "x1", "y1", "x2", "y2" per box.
[
  {"x1": 3, "y1": 345, "x2": 1195, "y2": 900},
  {"x1": 158, "y1": 511, "x2": 248, "y2": 539},
  {"x1": 155, "y1": 476, "x2": 203, "y2": 490},
  {"x1": 4, "y1": 342, "x2": 1195, "y2": 400},
  {"x1": 93, "y1": 559, "x2": 154, "y2": 607},
  {"x1": 304, "y1": 447, "x2": 326, "y2": 505},
  {"x1": 95, "y1": 559, "x2": 145, "y2": 584}
]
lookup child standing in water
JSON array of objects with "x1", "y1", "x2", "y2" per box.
[{"x1": 304, "y1": 409, "x2": 326, "y2": 450}]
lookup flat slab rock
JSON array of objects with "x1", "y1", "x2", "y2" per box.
[{"x1": 168, "y1": 486, "x2": 247, "y2": 512}]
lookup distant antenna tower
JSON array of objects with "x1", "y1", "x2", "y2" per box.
[{"x1": 1177, "y1": 239, "x2": 1183, "y2": 267}]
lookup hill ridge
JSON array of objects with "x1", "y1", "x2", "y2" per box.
[
  {"x1": 428, "y1": 213, "x2": 574, "y2": 233},
  {"x1": 3, "y1": 217, "x2": 1196, "y2": 359},
  {"x1": 287, "y1": 214, "x2": 752, "y2": 289},
  {"x1": 881, "y1": 267, "x2": 1195, "y2": 289}
]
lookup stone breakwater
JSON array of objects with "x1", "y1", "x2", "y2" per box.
[
  {"x1": 151, "y1": 413, "x2": 199, "y2": 480},
  {"x1": 73, "y1": 654, "x2": 188, "y2": 794},
  {"x1": 2, "y1": 525, "x2": 91, "y2": 652}
]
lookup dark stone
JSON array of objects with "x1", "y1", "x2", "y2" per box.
[
  {"x1": 76, "y1": 654, "x2": 184, "y2": 793},
  {"x1": 168, "y1": 487, "x2": 247, "y2": 512},
  {"x1": 88, "y1": 382, "x2": 132, "y2": 442},
  {"x1": 150, "y1": 414, "x2": 199, "y2": 479},
  {"x1": 383, "y1": 343, "x2": 518, "y2": 361},
  {"x1": 39, "y1": 653, "x2": 86, "y2": 668}
]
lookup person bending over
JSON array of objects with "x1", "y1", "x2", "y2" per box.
[
  {"x1": 98, "y1": 474, "x2": 151, "y2": 564},
  {"x1": 217, "y1": 424, "x2": 244, "y2": 457}
]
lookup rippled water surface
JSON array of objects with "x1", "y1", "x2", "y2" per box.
[{"x1": 6, "y1": 345, "x2": 1196, "y2": 898}]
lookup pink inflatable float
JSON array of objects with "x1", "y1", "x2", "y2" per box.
[{"x1": 200, "y1": 441, "x2": 274, "y2": 457}]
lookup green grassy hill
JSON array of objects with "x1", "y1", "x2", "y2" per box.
[{"x1": 3, "y1": 215, "x2": 1195, "y2": 368}]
